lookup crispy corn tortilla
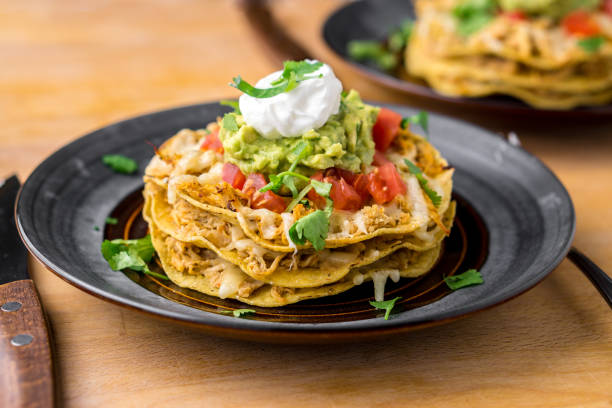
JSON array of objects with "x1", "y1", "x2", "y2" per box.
[
  {"x1": 145, "y1": 181, "x2": 456, "y2": 288},
  {"x1": 150, "y1": 222, "x2": 442, "y2": 307}
]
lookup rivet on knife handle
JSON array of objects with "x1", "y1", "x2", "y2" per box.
[{"x1": 0, "y1": 279, "x2": 56, "y2": 408}]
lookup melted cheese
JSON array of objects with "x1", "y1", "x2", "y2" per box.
[
  {"x1": 353, "y1": 274, "x2": 364, "y2": 285},
  {"x1": 406, "y1": 176, "x2": 429, "y2": 227},
  {"x1": 372, "y1": 269, "x2": 401, "y2": 302},
  {"x1": 167, "y1": 175, "x2": 194, "y2": 205},
  {"x1": 280, "y1": 212, "x2": 297, "y2": 251},
  {"x1": 352, "y1": 211, "x2": 368, "y2": 234},
  {"x1": 251, "y1": 209, "x2": 280, "y2": 240},
  {"x1": 218, "y1": 265, "x2": 245, "y2": 299},
  {"x1": 324, "y1": 250, "x2": 358, "y2": 265},
  {"x1": 197, "y1": 161, "x2": 223, "y2": 185}
]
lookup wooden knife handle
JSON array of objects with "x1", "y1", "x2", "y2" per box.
[{"x1": 0, "y1": 279, "x2": 56, "y2": 408}]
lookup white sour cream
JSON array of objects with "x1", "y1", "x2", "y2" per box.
[{"x1": 238, "y1": 61, "x2": 342, "y2": 139}]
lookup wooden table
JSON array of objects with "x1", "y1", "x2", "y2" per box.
[{"x1": 2, "y1": 1, "x2": 611, "y2": 406}]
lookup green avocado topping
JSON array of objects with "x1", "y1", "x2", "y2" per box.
[{"x1": 218, "y1": 90, "x2": 379, "y2": 176}]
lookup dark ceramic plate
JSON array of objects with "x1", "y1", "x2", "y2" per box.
[
  {"x1": 323, "y1": 0, "x2": 612, "y2": 117},
  {"x1": 16, "y1": 102, "x2": 575, "y2": 343}
]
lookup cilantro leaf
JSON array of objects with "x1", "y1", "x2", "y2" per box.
[
  {"x1": 220, "y1": 99, "x2": 241, "y2": 114},
  {"x1": 578, "y1": 36, "x2": 605, "y2": 53},
  {"x1": 404, "y1": 159, "x2": 442, "y2": 207},
  {"x1": 105, "y1": 217, "x2": 118, "y2": 225},
  {"x1": 222, "y1": 113, "x2": 239, "y2": 131},
  {"x1": 444, "y1": 269, "x2": 483, "y2": 290},
  {"x1": 401, "y1": 111, "x2": 429, "y2": 136},
  {"x1": 286, "y1": 184, "x2": 313, "y2": 212},
  {"x1": 260, "y1": 141, "x2": 312, "y2": 196},
  {"x1": 370, "y1": 296, "x2": 402, "y2": 320},
  {"x1": 272, "y1": 60, "x2": 323, "y2": 83},
  {"x1": 347, "y1": 40, "x2": 398, "y2": 70},
  {"x1": 288, "y1": 210, "x2": 330, "y2": 251},
  {"x1": 310, "y1": 179, "x2": 332, "y2": 197},
  {"x1": 388, "y1": 19, "x2": 414, "y2": 52},
  {"x1": 221, "y1": 309, "x2": 256, "y2": 318},
  {"x1": 102, "y1": 154, "x2": 138, "y2": 174},
  {"x1": 101, "y1": 235, "x2": 169, "y2": 280},
  {"x1": 452, "y1": 0, "x2": 495, "y2": 36},
  {"x1": 231, "y1": 60, "x2": 323, "y2": 99},
  {"x1": 94, "y1": 225, "x2": 100, "y2": 231}
]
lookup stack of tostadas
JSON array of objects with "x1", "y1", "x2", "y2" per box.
[
  {"x1": 407, "y1": 0, "x2": 612, "y2": 109},
  {"x1": 143, "y1": 110, "x2": 454, "y2": 307}
]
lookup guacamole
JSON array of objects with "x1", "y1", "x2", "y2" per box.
[
  {"x1": 498, "y1": 0, "x2": 600, "y2": 17},
  {"x1": 218, "y1": 90, "x2": 379, "y2": 175}
]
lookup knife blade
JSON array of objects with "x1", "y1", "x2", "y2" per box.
[{"x1": 0, "y1": 175, "x2": 56, "y2": 408}]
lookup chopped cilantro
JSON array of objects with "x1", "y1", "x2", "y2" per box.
[
  {"x1": 388, "y1": 20, "x2": 414, "y2": 52},
  {"x1": 370, "y1": 296, "x2": 402, "y2": 320},
  {"x1": 444, "y1": 269, "x2": 483, "y2": 290},
  {"x1": 222, "y1": 113, "x2": 239, "y2": 131},
  {"x1": 105, "y1": 217, "x2": 118, "y2": 225},
  {"x1": 102, "y1": 154, "x2": 138, "y2": 174},
  {"x1": 94, "y1": 225, "x2": 100, "y2": 231},
  {"x1": 220, "y1": 99, "x2": 241, "y2": 114},
  {"x1": 101, "y1": 235, "x2": 169, "y2": 280},
  {"x1": 286, "y1": 184, "x2": 313, "y2": 212},
  {"x1": 221, "y1": 309, "x2": 256, "y2": 318},
  {"x1": 310, "y1": 179, "x2": 332, "y2": 197},
  {"x1": 260, "y1": 141, "x2": 312, "y2": 197},
  {"x1": 347, "y1": 40, "x2": 398, "y2": 70},
  {"x1": 231, "y1": 60, "x2": 323, "y2": 98},
  {"x1": 404, "y1": 159, "x2": 442, "y2": 207},
  {"x1": 288, "y1": 209, "x2": 331, "y2": 251},
  {"x1": 578, "y1": 36, "x2": 605, "y2": 53},
  {"x1": 401, "y1": 111, "x2": 429, "y2": 136},
  {"x1": 452, "y1": 0, "x2": 496, "y2": 36}
]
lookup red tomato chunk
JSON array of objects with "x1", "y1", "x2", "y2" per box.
[
  {"x1": 222, "y1": 163, "x2": 246, "y2": 190},
  {"x1": 242, "y1": 173, "x2": 286, "y2": 213},
  {"x1": 372, "y1": 108, "x2": 402, "y2": 152},
  {"x1": 326, "y1": 176, "x2": 363, "y2": 211},
  {"x1": 562, "y1": 11, "x2": 600, "y2": 36},
  {"x1": 367, "y1": 163, "x2": 406, "y2": 205},
  {"x1": 200, "y1": 130, "x2": 224, "y2": 154}
]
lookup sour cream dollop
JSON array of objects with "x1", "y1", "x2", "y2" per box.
[{"x1": 238, "y1": 61, "x2": 343, "y2": 139}]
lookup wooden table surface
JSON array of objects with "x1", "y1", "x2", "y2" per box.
[{"x1": 2, "y1": 1, "x2": 611, "y2": 406}]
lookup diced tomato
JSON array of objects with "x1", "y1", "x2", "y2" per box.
[
  {"x1": 367, "y1": 170, "x2": 391, "y2": 204},
  {"x1": 372, "y1": 108, "x2": 402, "y2": 152},
  {"x1": 379, "y1": 162, "x2": 407, "y2": 197},
  {"x1": 307, "y1": 171, "x2": 327, "y2": 209},
  {"x1": 241, "y1": 173, "x2": 286, "y2": 213},
  {"x1": 502, "y1": 10, "x2": 527, "y2": 21},
  {"x1": 372, "y1": 150, "x2": 392, "y2": 166},
  {"x1": 562, "y1": 10, "x2": 600, "y2": 37},
  {"x1": 336, "y1": 168, "x2": 358, "y2": 185},
  {"x1": 200, "y1": 130, "x2": 224, "y2": 153},
  {"x1": 326, "y1": 176, "x2": 362, "y2": 211},
  {"x1": 222, "y1": 163, "x2": 246, "y2": 190},
  {"x1": 241, "y1": 173, "x2": 267, "y2": 198},
  {"x1": 367, "y1": 163, "x2": 406, "y2": 205},
  {"x1": 252, "y1": 191, "x2": 287, "y2": 213},
  {"x1": 604, "y1": 0, "x2": 612, "y2": 16},
  {"x1": 352, "y1": 174, "x2": 371, "y2": 202}
]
